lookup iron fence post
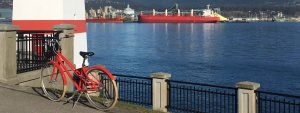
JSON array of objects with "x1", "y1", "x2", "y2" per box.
[
  {"x1": 236, "y1": 81, "x2": 260, "y2": 113},
  {"x1": 0, "y1": 24, "x2": 19, "y2": 84},
  {"x1": 150, "y1": 72, "x2": 171, "y2": 112}
]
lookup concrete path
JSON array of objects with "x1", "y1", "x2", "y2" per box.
[{"x1": 0, "y1": 83, "x2": 135, "y2": 113}]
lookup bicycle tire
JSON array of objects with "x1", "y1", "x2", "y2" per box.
[
  {"x1": 84, "y1": 67, "x2": 118, "y2": 110},
  {"x1": 41, "y1": 62, "x2": 67, "y2": 101}
]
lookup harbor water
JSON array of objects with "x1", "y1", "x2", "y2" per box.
[{"x1": 87, "y1": 22, "x2": 300, "y2": 95}]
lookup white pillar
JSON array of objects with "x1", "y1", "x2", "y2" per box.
[
  {"x1": 178, "y1": 9, "x2": 181, "y2": 16},
  {"x1": 236, "y1": 81, "x2": 260, "y2": 113},
  {"x1": 153, "y1": 9, "x2": 156, "y2": 16},
  {"x1": 13, "y1": 0, "x2": 87, "y2": 68},
  {"x1": 151, "y1": 72, "x2": 171, "y2": 112},
  {"x1": 191, "y1": 9, "x2": 194, "y2": 16}
]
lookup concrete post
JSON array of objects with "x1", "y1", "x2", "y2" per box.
[
  {"x1": 53, "y1": 24, "x2": 75, "y2": 64},
  {"x1": 236, "y1": 81, "x2": 260, "y2": 113},
  {"x1": 53, "y1": 24, "x2": 75, "y2": 92},
  {"x1": 150, "y1": 72, "x2": 171, "y2": 112},
  {"x1": 0, "y1": 24, "x2": 19, "y2": 84}
]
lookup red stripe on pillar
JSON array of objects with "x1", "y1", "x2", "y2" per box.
[{"x1": 12, "y1": 20, "x2": 86, "y2": 33}]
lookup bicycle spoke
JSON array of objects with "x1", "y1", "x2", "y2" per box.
[
  {"x1": 41, "y1": 62, "x2": 66, "y2": 101},
  {"x1": 84, "y1": 67, "x2": 118, "y2": 110}
]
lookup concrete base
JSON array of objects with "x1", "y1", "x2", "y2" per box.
[
  {"x1": 0, "y1": 77, "x2": 19, "y2": 85},
  {"x1": 17, "y1": 70, "x2": 42, "y2": 87},
  {"x1": 17, "y1": 68, "x2": 75, "y2": 92}
]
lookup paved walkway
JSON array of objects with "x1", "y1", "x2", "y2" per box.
[{"x1": 0, "y1": 83, "x2": 135, "y2": 113}]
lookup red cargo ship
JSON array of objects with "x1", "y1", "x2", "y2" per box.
[
  {"x1": 86, "y1": 17, "x2": 124, "y2": 23},
  {"x1": 139, "y1": 15, "x2": 219, "y2": 23},
  {"x1": 138, "y1": 4, "x2": 221, "y2": 23}
]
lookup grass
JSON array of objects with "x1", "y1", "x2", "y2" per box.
[{"x1": 115, "y1": 102, "x2": 166, "y2": 113}]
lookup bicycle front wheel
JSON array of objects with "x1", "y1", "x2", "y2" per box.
[
  {"x1": 84, "y1": 68, "x2": 118, "y2": 110},
  {"x1": 41, "y1": 62, "x2": 66, "y2": 101}
]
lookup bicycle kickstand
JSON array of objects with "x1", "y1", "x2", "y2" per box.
[
  {"x1": 72, "y1": 92, "x2": 83, "y2": 109},
  {"x1": 64, "y1": 91, "x2": 78, "y2": 105}
]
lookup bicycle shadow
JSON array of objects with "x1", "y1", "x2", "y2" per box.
[
  {"x1": 31, "y1": 87, "x2": 96, "y2": 109},
  {"x1": 31, "y1": 87, "x2": 49, "y2": 100}
]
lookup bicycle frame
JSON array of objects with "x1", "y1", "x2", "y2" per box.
[{"x1": 48, "y1": 51, "x2": 115, "y2": 92}]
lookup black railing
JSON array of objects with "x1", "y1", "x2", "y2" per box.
[
  {"x1": 167, "y1": 80, "x2": 238, "y2": 113},
  {"x1": 16, "y1": 30, "x2": 60, "y2": 74},
  {"x1": 112, "y1": 74, "x2": 238, "y2": 112},
  {"x1": 256, "y1": 91, "x2": 300, "y2": 113},
  {"x1": 114, "y1": 74, "x2": 152, "y2": 107},
  {"x1": 109, "y1": 74, "x2": 300, "y2": 113}
]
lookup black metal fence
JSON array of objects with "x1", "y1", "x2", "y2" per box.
[
  {"x1": 16, "y1": 30, "x2": 60, "y2": 74},
  {"x1": 114, "y1": 74, "x2": 153, "y2": 107},
  {"x1": 167, "y1": 80, "x2": 238, "y2": 113},
  {"x1": 256, "y1": 91, "x2": 300, "y2": 113},
  {"x1": 113, "y1": 74, "x2": 238, "y2": 112}
]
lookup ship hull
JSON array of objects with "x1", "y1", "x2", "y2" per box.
[
  {"x1": 138, "y1": 15, "x2": 220, "y2": 23},
  {"x1": 86, "y1": 18, "x2": 123, "y2": 23}
]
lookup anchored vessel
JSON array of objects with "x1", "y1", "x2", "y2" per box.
[
  {"x1": 138, "y1": 4, "x2": 227, "y2": 23},
  {"x1": 86, "y1": 17, "x2": 124, "y2": 23},
  {"x1": 86, "y1": 6, "x2": 125, "y2": 23}
]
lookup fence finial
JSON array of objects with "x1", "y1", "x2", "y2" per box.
[
  {"x1": 150, "y1": 72, "x2": 171, "y2": 79},
  {"x1": 236, "y1": 81, "x2": 260, "y2": 90},
  {"x1": 53, "y1": 24, "x2": 75, "y2": 31}
]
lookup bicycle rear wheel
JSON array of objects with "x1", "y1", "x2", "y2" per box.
[
  {"x1": 84, "y1": 68, "x2": 118, "y2": 110},
  {"x1": 41, "y1": 62, "x2": 66, "y2": 101}
]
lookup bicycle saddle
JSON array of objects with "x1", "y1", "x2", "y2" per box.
[{"x1": 80, "y1": 51, "x2": 94, "y2": 58}]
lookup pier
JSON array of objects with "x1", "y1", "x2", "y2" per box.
[
  {"x1": 0, "y1": 0, "x2": 300, "y2": 113},
  {"x1": 1, "y1": 24, "x2": 300, "y2": 113}
]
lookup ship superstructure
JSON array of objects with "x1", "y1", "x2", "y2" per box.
[{"x1": 87, "y1": 6, "x2": 124, "y2": 23}]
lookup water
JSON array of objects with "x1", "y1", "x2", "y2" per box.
[
  {"x1": 87, "y1": 22, "x2": 300, "y2": 95},
  {"x1": 0, "y1": 8, "x2": 12, "y2": 19}
]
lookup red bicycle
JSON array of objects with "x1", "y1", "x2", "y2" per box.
[{"x1": 40, "y1": 39, "x2": 118, "y2": 110}]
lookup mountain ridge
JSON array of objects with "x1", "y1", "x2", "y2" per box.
[
  {"x1": 85, "y1": 0, "x2": 300, "y2": 16},
  {"x1": 86, "y1": 0, "x2": 300, "y2": 10}
]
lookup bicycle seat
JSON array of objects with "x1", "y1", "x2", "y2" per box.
[{"x1": 80, "y1": 51, "x2": 94, "y2": 58}]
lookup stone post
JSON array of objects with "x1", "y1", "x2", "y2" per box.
[
  {"x1": 53, "y1": 24, "x2": 75, "y2": 64},
  {"x1": 236, "y1": 81, "x2": 260, "y2": 113},
  {"x1": 53, "y1": 24, "x2": 75, "y2": 92},
  {"x1": 150, "y1": 72, "x2": 171, "y2": 112},
  {"x1": 0, "y1": 24, "x2": 19, "y2": 84}
]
